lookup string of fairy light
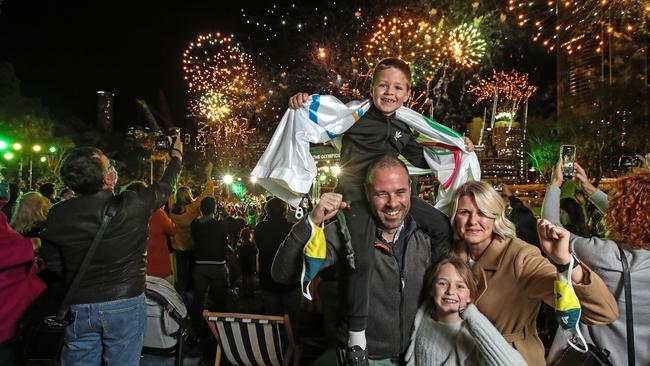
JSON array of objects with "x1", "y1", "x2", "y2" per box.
[{"x1": 508, "y1": 0, "x2": 650, "y2": 54}]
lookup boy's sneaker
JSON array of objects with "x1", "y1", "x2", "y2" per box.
[{"x1": 346, "y1": 345, "x2": 369, "y2": 366}]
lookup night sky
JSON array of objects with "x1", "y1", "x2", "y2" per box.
[
  {"x1": 0, "y1": 0, "x2": 255, "y2": 129},
  {"x1": 0, "y1": 0, "x2": 555, "y2": 133}
]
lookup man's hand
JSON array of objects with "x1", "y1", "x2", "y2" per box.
[
  {"x1": 537, "y1": 218, "x2": 571, "y2": 265},
  {"x1": 573, "y1": 162, "x2": 596, "y2": 195},
  {"x1": 288, "y1": 92, "x2": 310, "y2": 109},
  {"x1": 464, "y1": 137, "x2": 475, "y2": 152},
  {"x1": 309, "y1": 192, "x2": 347, "y2": 226}
]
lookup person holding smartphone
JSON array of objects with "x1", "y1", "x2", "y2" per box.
[{"x1": 543, "y1": 159, "x2": 650, "y2": 366}]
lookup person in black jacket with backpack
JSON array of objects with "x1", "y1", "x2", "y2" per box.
[{"x1": 40, "y1": 137, "x2": 182, "y2": 366}]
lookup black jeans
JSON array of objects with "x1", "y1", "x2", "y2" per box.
[
  {"x1": 191, "y1": 263, "x2": 229, "y2": 362},
  {"x1": 191, "y1": 263, "x2": 229, "y2": 336},
  {"x1": 174, "y1": 250, "x2": 194, "y2": 293}
]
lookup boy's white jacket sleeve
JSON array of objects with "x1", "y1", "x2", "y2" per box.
[
  {"x1": 251, "y1": 95, "x2": 370, "y2": 207},
  {"x1": 251, "y1": 95, "x2": 481, "y2": 213}
]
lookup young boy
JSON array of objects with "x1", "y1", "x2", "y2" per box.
[{"x1": 290, "y1": 58, "x2": 469, "y2": 365}]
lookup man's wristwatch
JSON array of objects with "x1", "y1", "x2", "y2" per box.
[{"x1": 554, "y1": 253, "x2": 580, "y2": 272}]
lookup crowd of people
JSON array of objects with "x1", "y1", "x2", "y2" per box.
[
  {"x1": 0, "y1": 143, "x2": 303, "y2": 365},
  {"x1": 0, "y1": 56, "x2": 648, "y2": 366}
]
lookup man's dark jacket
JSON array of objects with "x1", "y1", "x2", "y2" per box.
[
  {"x1": 271, "y1": 214, "x2": 448, "y2": 359},
  {"x1": 40, "y1": 157, "x2": 181, "y2": 305},
  {"x1": 255, "y1": 216, "x2": 296, "y2": 293}
]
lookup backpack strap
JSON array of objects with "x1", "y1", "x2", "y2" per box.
[
  {"x1": 56, "y1": 194, "x2": 123, "y2": 320},
  {"x1": 618, "y1": 246, "x2": 634, "y2": 366}
]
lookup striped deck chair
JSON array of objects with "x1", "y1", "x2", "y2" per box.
[{"x1": 203, "y1": 311, "x2": 300, "y2": 366}]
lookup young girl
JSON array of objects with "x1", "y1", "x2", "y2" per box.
[{"x1": 405, "y1": 257, "x2": 525, "y2": 366}]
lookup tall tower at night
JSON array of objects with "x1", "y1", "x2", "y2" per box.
[
  {"x1": 557, "y1": 37, "x2": 603, "y2": 116},
  {"x1": 96, "y1": 90, "x2": 115, "y2": 132},
  {"x1": 556, "y1": 23, "x2": 647, "y2": 118}
]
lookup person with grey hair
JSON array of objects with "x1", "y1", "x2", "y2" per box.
[{"x1": 449, "y1": 181, "x2": 618, "y2": 366}]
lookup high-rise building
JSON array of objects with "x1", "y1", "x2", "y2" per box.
[
  {"x1": 474, "y1": 119, "x2": 527, "y2": 184},
  {"x1": 557, "y1": 25, "x2": 648, "y2": 118},
  {"x1": 493, "y1": 121, "x2": 525, "y2": 178},
  {"x1": 97, "y1": 90, "x2": 115, "y2": 132},
  {"x1": 557, "y1": 37, "x2": 603, "y2": 116}
]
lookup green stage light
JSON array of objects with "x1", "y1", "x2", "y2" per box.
[
  {"x1": 230, "y1": 182, "x2": 247, "y2": 198},
  {"x1": 0, "y1": 141, "x2": 7, "y2": 150},
  {"x1": 3, "y1": 152, "x2": 14, "y2": 160},
  {"x1": 48, "y1": 146, "x2": 57, "y2": 153}
]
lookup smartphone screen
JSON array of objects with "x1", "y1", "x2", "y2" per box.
[{"x1": 561, "y1": 145, "x2": 576, "y2": 179}]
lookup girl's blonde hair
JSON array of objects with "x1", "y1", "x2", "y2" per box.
[{"x1": 10, "y1": 192, "x2": 52, "y2": 235}]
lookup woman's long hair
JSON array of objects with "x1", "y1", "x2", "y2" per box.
[
  {"x1": 605, "y1": 172, "x2": 650, "y2": 250},
  {"x1": 10, "y1": 192, "x2": 52, "y2": 235},
  {"x1": 172, "y1": 186, "x2": 193, "y2": 214}
]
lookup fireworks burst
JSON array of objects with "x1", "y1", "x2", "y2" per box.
[
  {"x1": 194, "y1": 91, "x2": 232, "y2": 122},
  {"x1": 508, "y1": 0, "x2": 650, "y2": 54},
  {"x1": 182, "y1": 32, "x2": 259, "y2": 120},
  {"x1": 183, "y1": 32, "x2": 261, "y2": 171},
  {"x1": 406, "y1": 90, "x2": 430, "y2": 114},
  {"x1": 445, "y1": 23, "x2": 487, "y2": 67},
  {"x1": 469, "y1": 69, "x2": 538, "y2": 113},
  {"x1": 364, "y1": 16, "x2": 445, "y2": 85}
]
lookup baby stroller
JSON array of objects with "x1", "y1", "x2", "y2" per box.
[{"x1": 143, "y1": 275, "x2": 188, "y2": 366}]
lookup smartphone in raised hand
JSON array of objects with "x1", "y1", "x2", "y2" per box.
[{"x1": 560, "y1": 145, "x2": 576, "y2": 179}]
